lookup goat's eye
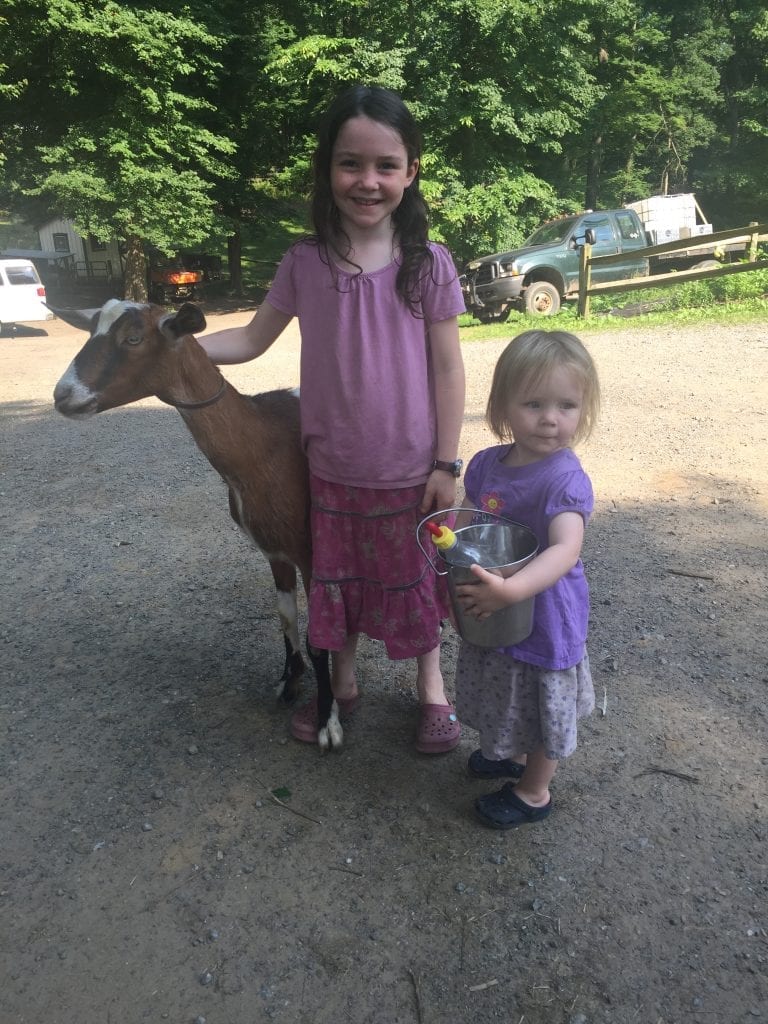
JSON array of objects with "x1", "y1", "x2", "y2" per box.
[{"x1": 123, "y1": 334, "x2": 142, "y2": 346}]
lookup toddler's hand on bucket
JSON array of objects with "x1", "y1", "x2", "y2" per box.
[{"x1": 456, "y1": 566, "x2": 508, "y2": 618}]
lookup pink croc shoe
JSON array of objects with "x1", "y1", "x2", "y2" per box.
[
  {"x1": 290, "y1": 694, "x2": 359, "y2": 744},
  {"x1": 416, "y1": 703, "x2": 461, "y2": 754}
]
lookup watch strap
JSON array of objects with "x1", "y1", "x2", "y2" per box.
[{"x1": 432, "y1": 459, "x2": 463, "y2": 478}]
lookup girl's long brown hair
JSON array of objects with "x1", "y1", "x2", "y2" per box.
[{"x1": 310, "y1": 84, "x2": 435, "y2": 314}]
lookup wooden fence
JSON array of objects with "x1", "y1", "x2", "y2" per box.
[{"x1": 577, "y1": 222, "x2": 768, "y2": 317}]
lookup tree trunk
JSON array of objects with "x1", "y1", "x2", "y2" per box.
[
  {"x1": 227, "y1": 226, "x2": 242, "y2": 296},
  {"x1": 122, "y1": 234, "x2": 148, "y2": 301},
  {"x1": 585, "y1": 132, "x2": 603, "y2": 210}
]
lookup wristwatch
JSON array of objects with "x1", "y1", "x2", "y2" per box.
[{"x1": 432, "y1": 458, "x2": 463, "y2": 478}]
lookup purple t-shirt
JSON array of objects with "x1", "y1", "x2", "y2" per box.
[
  {"x1": 266, "y1": 241, "x2": 465, "y2": 488},
  {"x1": 464, "y1": 445, "x2": 594, "y2": 670}
]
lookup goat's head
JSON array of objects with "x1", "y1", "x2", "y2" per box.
[{"x1": 53, "y1": 300, "x2": 207, "y2": 417}]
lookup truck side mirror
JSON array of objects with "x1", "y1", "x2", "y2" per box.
[{"x1": 572, "y1": 228, "x2": 596, "y2": 247}]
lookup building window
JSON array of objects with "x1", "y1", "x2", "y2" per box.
[
  {"x1": 53, "y1": 233, "x2": 70, "y2": 252},
  {"x1": 88, "y1": 235, "x2": 107, "y2": 252}
]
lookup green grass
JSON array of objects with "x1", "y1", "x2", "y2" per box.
[
  {"x1": 458, "y1": 270, "x2": 768, "y2": 341},
  {"x1": 236, "y1": 199, "x2": 310, "y2": 295}
]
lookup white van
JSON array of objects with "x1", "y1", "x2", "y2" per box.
[{"x1": 0, "y1": 258, "x2": 55, "y2": 331}]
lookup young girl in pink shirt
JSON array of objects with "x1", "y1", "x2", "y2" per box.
[{"x1": 199, "y1": 85, "x2": 466, "y2": 753}]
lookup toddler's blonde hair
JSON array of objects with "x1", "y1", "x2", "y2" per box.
[{"x1": 486, "y1": 330, "x2": 600, "y2": 445}]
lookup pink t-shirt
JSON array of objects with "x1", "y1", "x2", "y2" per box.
[{"x1": 266, "y1": 241, "x2": 465, "y2": 488}]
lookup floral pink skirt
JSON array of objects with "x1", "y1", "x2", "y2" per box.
[{"x1": 307, "y1": 474, "x2": 449, "y2": 659}]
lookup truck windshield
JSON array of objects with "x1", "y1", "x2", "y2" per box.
[{"x1": 524, "y1": 217, "x2": 579, "y2": 247}]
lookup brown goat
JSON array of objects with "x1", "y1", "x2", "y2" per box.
[{"x1": 53, "y1": 299, "x2": 340, "y2": 750}]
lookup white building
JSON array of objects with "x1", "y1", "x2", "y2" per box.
[{"x1": 37, "y1": 217, "x2": 123, "y2": 282}]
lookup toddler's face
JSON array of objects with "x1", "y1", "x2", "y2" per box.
[{"x1": 505, "y1": 365, "x2": 584, "y2": 465}]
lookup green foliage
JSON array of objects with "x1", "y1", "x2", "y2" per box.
[
  {"x1": 703, "y1": 267, "x2": 768, "y2": 302},
  {"x1": 425, "y1": 165, "x2": 564, "y2": 264},
  {"x1": 587, "y1": 264, "x2": 768, "y2": 314},
  {"x1": 1, "y1": 1, "x2": 234, "y2": 258},
  {"x1": 408, "y1": 0, "x2": 608, "y2": 254},
  {"x1": 1, "y1": 0, "x2": 765, "y2": 282},
  {"x1": 691, "y1": 0, "x2": 768, "y2": 226},
  {"x1": 665, "y1": 279, "x2": 715, "y2": 310},
  {"x1": 567, "y1": 1, "x2": 727, "y2": 210},
  {"x1": 0, "y1": 211, "x2": 38, "y2": 249},
  {"x1": 238, "y1": 198, "x2": 309, "y2": 294}
]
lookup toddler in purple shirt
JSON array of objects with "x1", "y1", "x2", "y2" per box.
[{"x1": 451, "y1": 329, "x2": 601, "y2": 830}]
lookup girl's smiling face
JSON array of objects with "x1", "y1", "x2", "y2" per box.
[
  {"x1": 330, "y1": 115, "x2": 419, "y2": 235},
  {"x1": 505, "y1": 364, "x2": 585, "y2": 465}
]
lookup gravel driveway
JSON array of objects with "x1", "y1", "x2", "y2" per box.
[{"x1": 1, "y1": 308, "x2": 766, "y2": 1024}]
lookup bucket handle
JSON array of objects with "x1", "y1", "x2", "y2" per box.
[{"x1": 416, "y1": 507, "x2": 514, "y2": 576}]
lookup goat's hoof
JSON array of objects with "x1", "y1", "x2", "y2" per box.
[
  {"x1": 318, "y1": 718, "x2": 344, "y2": 753},
  {"x1": 275, "y1": 679, "x2": 300, "y2": 705}
]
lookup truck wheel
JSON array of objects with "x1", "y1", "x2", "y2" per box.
[{"x1": 524, "y1": 281, "x2": 561, "y2": 316}]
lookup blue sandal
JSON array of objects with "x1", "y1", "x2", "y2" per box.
[
  {"x1": 474, "y1": 783, "x2": 552, "y2": 830},
  {"x1": 467, "y1": 749, "x2": 525, "y2": 780}
]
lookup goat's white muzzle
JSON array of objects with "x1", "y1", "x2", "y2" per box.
[{"x1": 53, "y1": 364, "x2": 99, "y2": 417}]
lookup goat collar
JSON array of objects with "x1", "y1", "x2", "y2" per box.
[{"x1": 160, "y1": 376, "x2": 227, "y2": 410}]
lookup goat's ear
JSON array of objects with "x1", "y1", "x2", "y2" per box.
[
  {"x1": 164, "y1": 302, "x2": 207, "y2": 339},
  {"x1": 46, "y1": 305, "x2": 101, "y2": 333}
]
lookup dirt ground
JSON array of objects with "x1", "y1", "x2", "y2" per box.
[{"x1": 1, "y1": 306, "x2": 767, "y2": 1024}]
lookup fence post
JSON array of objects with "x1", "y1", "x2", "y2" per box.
[
  {"x1": 577, "y1": 242, "x2": 592, "y2": 318},
  {"x1": 748, "y1": 222, "x2": 759, "y2": 262}
]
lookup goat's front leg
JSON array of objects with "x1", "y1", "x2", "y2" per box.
[
  {"x1": 268, "y1": 559, "x2": 305, "y2": 704},
  {"x1": 305, "y1": 642, "x2": 341, "y2": 752}
]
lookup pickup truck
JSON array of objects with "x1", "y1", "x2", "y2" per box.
[{"x1": 461, "y1": 208, "x2": 650, "y2": 320}]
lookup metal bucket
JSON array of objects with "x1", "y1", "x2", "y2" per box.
[{"x1": 418, "y1": 508, "x2": 538, "y2": 648}]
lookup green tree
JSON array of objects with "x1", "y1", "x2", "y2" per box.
[
  {"x1": 192, "y1": 5, "x2": 399, "y2": 293},
  {"x1": 406, "y1": 0, "x2": 608, "y2": 258},
  {"x1": 567, "y1": 1, "x2": 726, "y2": 211},
  {"x1": 691, "y1": 0, "x2": 768, "y2": 226},
  {"x1": 197, "y1": 3, "x2": 416, "y2": 289},
  {"x1": 3, "y1": 0, "x2": 763, "y2": 286},
  {"x1": 246, "y1": 0, "x2": 609, "y2": 262},
  {"x1": 0, "y1": 0, "x2": 234, "y2": 299}
]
